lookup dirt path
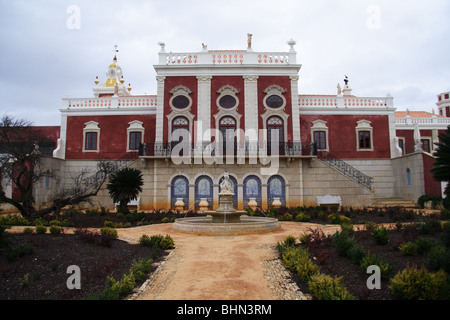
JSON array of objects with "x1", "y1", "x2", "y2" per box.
[{"x1": 117, "y1": 222, "x2": 341, "y2": 300}]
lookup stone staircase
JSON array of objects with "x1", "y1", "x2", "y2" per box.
[{"x1": 371, "y1": 197, "x2": 417, "y2": 208}]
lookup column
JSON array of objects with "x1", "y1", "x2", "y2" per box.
[
  {"x1": 154, "y1": 76, "x2": 166, "y2": 154},
  {"x1": 243, "y1": 75, "x2": 259, "y2": 135},
  {"x1": 290, "y1": 75, "x2": 301, "y2": 144},
  {"x1": 196, "y1": 75, "x2": 213, "y2": 143},
  {"x1": 237, "y1": 183, "x2": 244, "y2": 210}
]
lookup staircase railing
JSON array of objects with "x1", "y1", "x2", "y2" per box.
[{"x1": 317, "y1": 151, "x2": 373, "y2": 191}]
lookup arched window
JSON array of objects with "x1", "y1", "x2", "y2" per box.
[
  {"x1": 219, "y1": 116, "x2": 237, "y2": 155},
  {"x1": 243, "y1": 176, "x2": 261, "y2": 208},
  {"x1": 171, "y1": 176, "x2": 189, "y2": 209},
  {"x1": 267, "y1": 116, "x2": 284, "y2": 155},
  {"x1": 195, "y1": 176, "x2": 213, "y2": 209},
  {"x1": 171, "y1": 117, "x2": 190, "y2": 152},
  {"x1": 268, "y1": 175, "x2": 286, "y2": 207}
]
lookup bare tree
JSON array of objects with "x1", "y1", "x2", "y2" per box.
[{"x1": 0, "y1": 115, "x2": 116, "y2": 218}]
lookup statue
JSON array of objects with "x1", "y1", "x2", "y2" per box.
[
  {"x1": 344, "y1": 75, "x2": 349, "y2": 87},
  {"x1": 337, "y1": 83, "x2": 342, "y2": 95},
  {"x1": 220, "y1": 172, "x2": 234, "y2": 195},
  {"x1": 247, "y1": 33, "x2": 253, "y2": 50}
]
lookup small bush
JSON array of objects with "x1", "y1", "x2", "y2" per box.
[
  {"x1": 414, "y1": 237, "x2": 436, "y2": 255},
  {"x1": 35, "y1": 224, "x2": 47, "y2": 234},
  {"x1": 49, "y1": 221, "x2": 62, "y2": 235},
  {"x1": 4, "y1": 243, "x2": 35, "y2": 262},
  {"x1": 426, "y1": 245, "x2": 450, "y2": 272},
  {"x1": 332, "y1": 230, "x2": 356, "y2": 257},
  {"x1": 371, "y1": 226, "x2": 390, "y2": 245},
  {"x1": 389, "y1": 265, "x2": 448, "y2": 300},
  {"x1": 347, "y1": 244, "x2": 367, "y2": 264},
  {"x1": 139, "y1": 234, "x2": 174, "y2": 250},
  {"x1": 100, "y1": 227, "x2": 118, "y2": 239},
  {"x1": 23, "y1": 227, "x2": 34, "y2": 234},
  {"x1": 295, "y1": 212, "x2": 310, "y2": 222},
  {"x1": 360, "y1": 253, "x2": 392, "y2": 280},
  {"x1": 295, "y1": 255, "x2": 320, "y2": 282},
  {"x1": 308, "y1": 273, "x2": 356, "y2": 300},
  {"x1": 399, "y1": 242, "x2": 417, "y2": 256},
  {"x1": 328, "y1": 213, "x2": 351, "y2": 225}
]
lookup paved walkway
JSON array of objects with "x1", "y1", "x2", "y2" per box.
[{"x1": 117, "y1": 222, "x2": 342, "y2": 300}]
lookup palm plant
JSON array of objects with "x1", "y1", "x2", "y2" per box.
[
  {"x1": 431, "y1": 126, "x2": 450, "y2": 204},
  {"x1": 107, "y1": 168, "x2": 144, "y2": 214}
]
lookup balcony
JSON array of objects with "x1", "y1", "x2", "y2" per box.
[{"x1": 138, "y1": 141, "x2": 317, "y2": 158}]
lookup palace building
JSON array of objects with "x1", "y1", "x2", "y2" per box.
[{"x1": 4, "y1": 36, "x2": 450, "y2": 211}]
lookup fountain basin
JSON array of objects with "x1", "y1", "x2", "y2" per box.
[{"x1": 172, "y1": 215, "x2": 281, "y2": 236}]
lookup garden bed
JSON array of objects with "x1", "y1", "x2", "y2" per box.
[
  {"x1": 0, "y1": 230, "x2": 170, "y2": 300},
  {"x1": 280, "y1": 220, "x2": 450, "y2": 300}
]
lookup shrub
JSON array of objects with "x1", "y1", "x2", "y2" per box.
[
  {"x1": 129, "y1": 258, "x2": 152, "y2": 282},
  {"x1": 100, "y1": 227, "x2": 118, "y2": 239},
  {"x1": 389, "y1": 265, "x2": 448, "y2": 300},
  {"x1": 139, "y1": 234, "x2": 174, "y2": 250},
  {"x1": 399, "y1": 242, "x2": 417, "y2": 256},
  {"x1": 414, "y1": 237, "x2": 436, "y2": 255},
  {"x1": 360, "y1": 253, "x2": 392, "y2": 280},
  {"x1": 0, "y1": 214, "x2": 30, "y2": 226},
  {"x1": 35, "y1": 224, "x2": 47, "y2": 234},
  {"x1": 280, "y1": 245, "x2": 309, "y2": 271},
  {"x1": 328, "y1": 213, "x2": 351, "y2": 225},
  {"x1": 419, "y1": 220, "x2": 442, "y2": 235},
  {"x1": 49, "y1": 221, "x2": 62, "y2": 235},
  {"x1": 340, "y1": 222, "x2": 354, "y2": 236},
  {"x1": 332, "y1": 230, "x2": 356, "y2": 257},
  {"x1": 295, "y1": 212, "x2": 310, "y2": 222},
  {"x1": 295, "y1": 255, "x2": 320, "y2": 282},
  {"x1": 308, "y1": 273, "x2": 356, "y2": 300},
  {"x1": 442, "y1": 222, "x2": 450, "y2": 248},
  {"x1": 371, "y1": 226, "x2": 390, "y2": 245},
  {"x1": 281, "y1": 235, "x2": 296, "y2": 248},
  {"x1": 23, "y1": 227, "x2": 34, "y2": 234},
  {"x1": 364, "y1": 221, "x2": 378, "y2": 233},
  {"x1": 426, "y1": 245, "x2": 450, "y2": 272},
  {"x1": 347, "y1": 244, "x2": 367, "y2": 264},
  {"x1": 4, "y1": 243, "x2": 35, "y2": 262}
]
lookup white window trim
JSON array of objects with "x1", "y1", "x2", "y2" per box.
[
  {"x1": 311, "y1": 120, "x2": 329, "y2": 152},
  {"x1": 263, "y1": 84, "x2": 287, "y2": 111},
  {"x1": 216, "y1": 85, "x2": 240, "y2": 112},
  {"x1": 83, "y1": 121, "x2": 100, "y2": 153},
  {"x1": 169, "y1": 85, "x2": 193, "y2": 111},
  {"x1": 420, "y1": 136, "x2": 432, "y2": 153},
  {"x1": 167, "y1": 113, "x2": 195, "y2": 143},
  {"x1": 355, "y1": 120, "x2": 374, "y2": 152},
  {"x1": 127, "y1": 121, "x2": 145, "y2": 152}
]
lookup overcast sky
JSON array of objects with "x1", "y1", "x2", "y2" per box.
[{"x1": 0, "y1": 0, "x2": 449, "y2": 126}]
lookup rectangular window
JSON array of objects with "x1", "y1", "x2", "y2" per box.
[
  {"x1": 129, "y1": 132, "x2": 142, "y2": 150},
  {"x1": 85, "y1": 132, "x2": 98, "y2": 151},
  {"x1": 421, "y1": 139, "x2": 431, "y2": 153},
  {"x1": 313, "y1": 131, "x2": 327, "y2": 150},
  {"x1": 359, "y1": 131, "x2": 371, "y2": 149}
]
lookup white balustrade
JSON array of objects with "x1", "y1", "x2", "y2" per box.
[
  {"x1": 160, "y1": 51, "x2": 296, "y2": 66},
  {"x1": 299, "y1": 95, "x2": 394, "y2": 108},
  {"x1": 63, "y1": 96, "x2": 158, "y2": 109}
]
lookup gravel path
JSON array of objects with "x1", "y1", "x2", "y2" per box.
[{"x1": 118, "y1": 222, "x2": 341, "y2": 300}]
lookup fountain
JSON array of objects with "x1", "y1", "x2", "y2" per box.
[{"x1": 172, "y1": 172, "x2": 280, "y2": 235}]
